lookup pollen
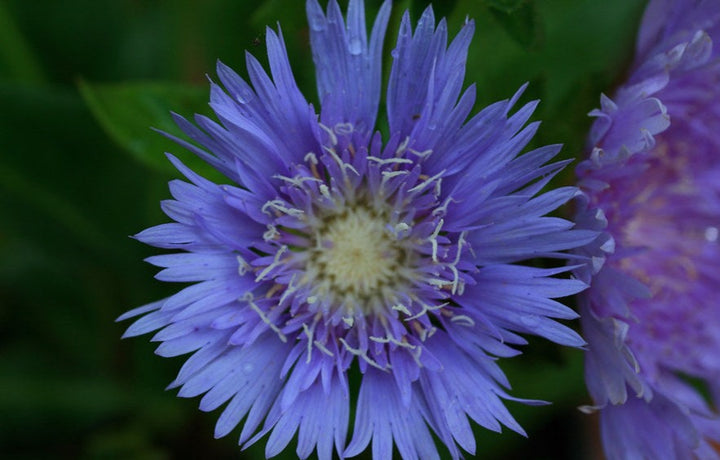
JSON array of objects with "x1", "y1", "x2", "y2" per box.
[{"x1": 306, "y1": 206, "x2": 411, "y2": 306}]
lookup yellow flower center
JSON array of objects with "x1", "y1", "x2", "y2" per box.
[{"x1": 304, "y1": 206, "x2": 414, "y2": 312}]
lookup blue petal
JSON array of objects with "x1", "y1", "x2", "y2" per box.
[
  {"x1": 600, "y1": 393, "x2": 705, "y2": 460},
  {"x1": 155, "y1": 329, "x2": 227, "y2": 358},
  {"x1": 345, "y1": 368, "x2": 439, "y2": 460},
  {"x1": 170, "y1": 338, "x2": 229, "y2": 389},
  {"x1": 460, "y1": 267, "x2": 587, "y2": 347},
  {"x1": 250, "y1": 375, "x2": 348, "y2": 460},
  {"x1": 194, "y1": 334, "x2": 288, "y2": 440},
  {"x1": 133, "y1": 223, "x2": 207, "y2": 249},
  {"x1": 116, "y1": 299, "x2": 163, "y2": 322},
  {"x1": 148, "y1": 253, "x2": 238, "y2": 282},
  {"x1": 121, "y1": 305, "x2": 175, "y2": 338},
  {"x1": 307, "y1": 0, "x2": 391, "y2": 134}
]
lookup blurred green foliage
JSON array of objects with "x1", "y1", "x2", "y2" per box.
[{"x1": 0, "y1": 0, "x2": 645, "y2": 458}]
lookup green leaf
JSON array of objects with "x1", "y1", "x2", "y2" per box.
[
  {"x1": 411, "y1": 0, "x2": 460, "y2": 20},
  {"x1": 489, "y1": 1, "x2": 540, "y2": 49},
  {"x1": 0, "y1": 162, "x2": 111, "y2": 256},
  {"x1": 0, "y1": 2, "x2": 46, "y2": 84},
  {"x1": 482, "y1": 0, "x2": 527, "y2": 13},
  {"x1": 78, "y1": 80, "x2": 224, "y2": 182}
]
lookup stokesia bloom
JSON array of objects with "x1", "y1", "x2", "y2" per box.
[
  {"x1": 575, "y1": 0, "x2": 720, "y2": 458},
  {"x1": 118, "y1": 0, "x2": 594, "y2": 458}
]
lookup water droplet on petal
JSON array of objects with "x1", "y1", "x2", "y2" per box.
[
  {"x1": 236, "y1": 87, "x2": 254, "y2": 104},
  {"x1": 348, "y1": 37, "x2": 362, "y2": 55},
  {"x1": 520, "y1": 314, "x2": 540, "y2": 327},
  {"x1": 307, "y1": 6, "x2": 326, "y2": 31},
  {"x1": 243, "y1": 363, "x2": 255, "y2": 374},
  {"x1": 705, "y1": 226, "x2": 718, "y2": 242}
]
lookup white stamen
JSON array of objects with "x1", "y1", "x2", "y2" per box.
[
  {"x1": 410, "y1": 345, "x2": 423, "y2": 367},
  {"x1": 334, "y1": 122, "x2": 354, "y2": 135},
  {"x1": 446, "y1": 231, "x2": 468, "y2": 294},
  {"x1": 237, "y1": 255, "x2": 250, "y2": 276},
  {"x1": 454, "y1": 232, "x2": 467, "y2": 263},
  {"x1": 304, "y1": 152, "x2": 319, "y2": 165},
  {"x1": 273, "y1": 174, "x2": 322, "y2": 187},
  {"x1": 429, "y1": 219, "x2": 444, "y2": 262},
  {"x1": 369, "y1": 334, "x2": 417, "y2": 350},
  {"x1": 367, "y1": 156, "x2": 413, "y2": 165},
  {"x1": 302, "y1": 323, "x2": 314, "y2": 362},
  {"x1": 405, "y1": 301, "x2": 448, "y2": 321},
  {"x1": 394, "y1": 222, "x2": 411, "y2": 233},
  {"x1": 263, "y1": 224, "x2": 279, "y2": 242},
  {"x1": 324, "y1": 145, "x2": 360, "y2": 177},
  {"x1": 419, "y1": 326, "x2": 437, "y2": 342},
  {"x1": 432, "y1": 196, "x2": 457, "y2": 217},
  {"x1": 261, "y1": 199, "x2": 304, "y2": 217},
  {"x1": 456, "y1": 279, "x2": 466, "y2": 296},
  {"x1": 451, "y1": 314, "x2": 475, "y2": 327},
  {"x1": 409, "y1": 170, "x2": 445, "y2": 194},
  {"x1": 434, "y1": 177, "x2": 443, "y2": 196},
  {"x1": 409, "y1": 148, "x2": 433, "y2": 159},
  {"x1": 448, "y1": 265, "x2": 460, "y2": 294},
  {"x1": 425, "y1": 274, "x2": 463, "y2": 295},
  {"x1": 318, "y1": 123, "x2": 338, "y2": 146},
  {"x1": 278, "y1": 274, "x2": 298, "y2": 306},
  {"x1": 391, "y1": 303, "x2": 412, "y2": 316},
  {"x1": 426, "y1": 278, "x2": 451, "y2": 288},
  {"x1": 381, "y1": 170, "x2": 408, "y2": 180},
  {"x1": 319, "y1": 184, "x2": 332, "y2": 199},
  {"x1": 255, "y1": 245, "x2": 288, "y2": 282},
  {"x1": 339, "y1": 337, "x2": 389, "y2": 371},
  {"x1": 380, "y1": 170, "x2": 409, "y2": 192},
  {"x1": 244, "y1": 292, "x2": 287, "y2": 342},
  {"x1": 313, "y1": 340, "x2": 335, "y2": 357},
  {"x1": 396, "y1": 136, "x2": 410, "y2": 156}
]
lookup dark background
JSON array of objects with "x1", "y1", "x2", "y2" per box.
[{"x1": 0, "y1": 0, "x2": 645, "y2": 458}]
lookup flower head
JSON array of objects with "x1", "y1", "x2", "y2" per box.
[
  {"x1": 575, "y1": 0, "x2": 720, "y2": 457},
  {"x1": 119, "y1": 0, "x2": 593, "y2": 458}
]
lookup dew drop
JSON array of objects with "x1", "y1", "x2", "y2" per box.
[
  {"x1": 307, "y1": 7, "x2": 326, "y2": 31},
  {"x1": 242, "y1": 363, "x2": 255, "y2": 374},
  {"x1": 236, "y1": 87, "x2": 254, "y2": 104},
  {"x1": 705, "y1": 226, "x2": 718, "y2": 242},
  {"x1": 348, "y1": 37, "x2": 362, "y2": 55}
]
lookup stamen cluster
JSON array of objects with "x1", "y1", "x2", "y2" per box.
[{"x1": 249, "y1": 125, "x2": 472, "y2": 371}]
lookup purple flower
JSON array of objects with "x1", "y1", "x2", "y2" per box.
[
  {"x1": 576, "y1": 0, "x2": 720, "y2": 457},
  {"x1": 118, "y1": 0, "x2": 593, "y2": 458}
]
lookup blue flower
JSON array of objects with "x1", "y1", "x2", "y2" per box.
[
  {"x1": 575, "y1": 0, "x2": 720, "y2": 458},
  {"x1": 119, "y1": 1, "x2": 593, "y2": 458}
]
